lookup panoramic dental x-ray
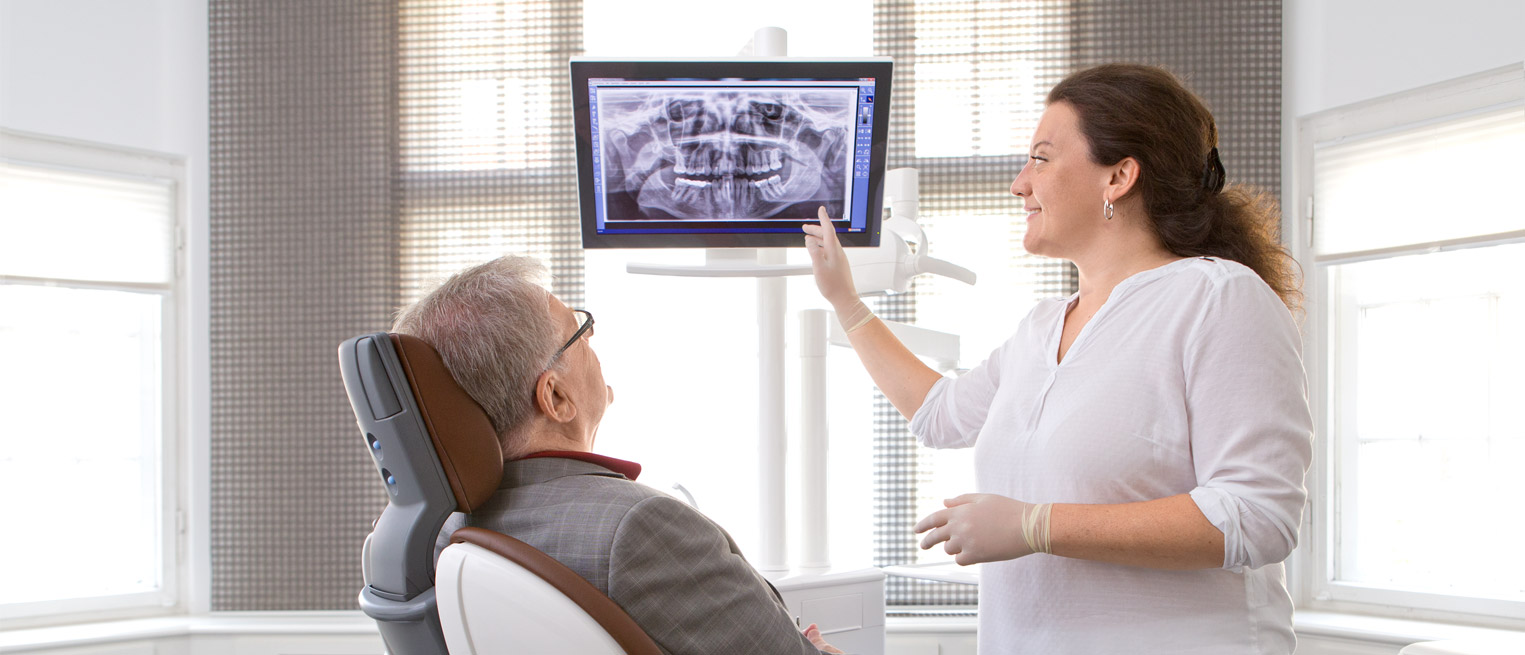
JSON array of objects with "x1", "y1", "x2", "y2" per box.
[{"x1": 596, "y1": 87, "x2": 856, "y2": 220}]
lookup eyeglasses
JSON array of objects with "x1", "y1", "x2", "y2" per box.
[{"x1": 545, "y1": 309, "x2": 594, "y2": 370}]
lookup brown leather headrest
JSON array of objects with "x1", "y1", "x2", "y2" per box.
[
  {"x1": 450, "y1": 527, "x2": 663, "y2": 655},
  {"x1": 390, "y1": 333, "x2": 503, "y2": 513}
]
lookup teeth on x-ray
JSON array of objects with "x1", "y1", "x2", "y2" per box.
[{"x1": 597, "y1": 88, "x2": 855, "y2": 220}]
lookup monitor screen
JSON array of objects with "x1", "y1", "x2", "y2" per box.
[{"x1": 571, "y1": 58, "x2": 892, "y2": 249}]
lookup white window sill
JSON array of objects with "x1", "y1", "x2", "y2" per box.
[
  {"x1": 5, "y1": 609, "x2": 1523, "y2": 653},
  {"x1": 1295, "y1": 611, "x2": 1525, "y2": 649},
  {"x1": 0, "y1": 612, "x2": 378, "y2": 653},
  {"x1": 884, "y1": 610, "x2": 1525, "y2": 649},
  {"x1": 886, "y1": 613, "x2": 977, "y2": 633}
]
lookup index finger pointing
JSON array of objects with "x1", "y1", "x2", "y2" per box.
[{"x1": 817, "y1": 206, "x2": 840, "y2": 245}]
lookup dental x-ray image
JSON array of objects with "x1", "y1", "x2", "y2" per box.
[{"x1": 596, "y1": 87, "x2": 856, "y2": 221}]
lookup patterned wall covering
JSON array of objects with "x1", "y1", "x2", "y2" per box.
[{"x1": 209, "y1": 0, "x2": 400, "y2": 609}]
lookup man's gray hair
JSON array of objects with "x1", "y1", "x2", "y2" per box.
[{"x1": 392, "y1": 255, "x2": 559, "y2": 457}]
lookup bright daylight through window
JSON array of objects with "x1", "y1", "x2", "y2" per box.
[
  {"x1": 1307, "y1": 79, "x2": 1525, "y2": 617},
  {"x1": 399, "y1": 0, "x2": 1072, "y2": 608},
  {"x1": 0, "y1": 132, "x2": 181, "y2": 618}
]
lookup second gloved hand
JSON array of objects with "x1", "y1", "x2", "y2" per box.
[{"x1": 913, "y1": 494, "x2": 1052, "y2": 566}]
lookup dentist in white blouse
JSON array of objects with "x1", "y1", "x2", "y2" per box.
[{"x1": 805, "y1": 63, "x2": 1313, "y2": 655}]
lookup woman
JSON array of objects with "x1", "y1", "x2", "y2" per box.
[{"x1": 803, "y1": 64, "x2": 1314, "y2": 653}]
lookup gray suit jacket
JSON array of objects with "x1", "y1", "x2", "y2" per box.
[{"x1": 436, "y1": 456, "x2": 823, "y2": 655}]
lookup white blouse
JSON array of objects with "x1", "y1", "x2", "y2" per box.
[{"x1": 911, "y1": 257, "x2": 1314, "y2": 654}]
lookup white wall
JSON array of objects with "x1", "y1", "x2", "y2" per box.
[
  {"x1": 0, "y1": 0, "x2": 205, "y2": 154},
  {"x1": 0, "y1": 0, "x2": 211, "y2": 613},
  {"x1": 1285, "y1": 0, "x2": 1524, "y2": 117}
]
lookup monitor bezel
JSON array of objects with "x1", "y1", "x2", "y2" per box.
[{"x1": 570, "y1": 57, "x2": 892, "y2": 249}]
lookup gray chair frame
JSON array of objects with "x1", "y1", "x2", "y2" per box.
[
  {"x1": 338, "y1": 332, "x2": 661, "y2": 655},
  {"x1": 339, "y1": 332, "x2": 457, "y2": 654}
]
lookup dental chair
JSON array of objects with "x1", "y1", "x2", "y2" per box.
[{"x1": 338, "y1": 332, "x2": 662, "y2": 655}]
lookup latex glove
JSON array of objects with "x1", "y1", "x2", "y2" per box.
[
  {"x1": 914, "y1": 493, "x2": 1052, "y2": 566},
  {"x1": 801, "y1": 206, "x2": 860, "y2": 309},
  {"x1": 803, "y1": 623, "x2": 844, "y2": 654}
]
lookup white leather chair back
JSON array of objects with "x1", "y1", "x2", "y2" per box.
[
  {"x1": 436, "y1": 542, "x2": 626, "y2": 654},
  {"x1": 434, "y1": 526, "x2": 662, "y2": 655}
]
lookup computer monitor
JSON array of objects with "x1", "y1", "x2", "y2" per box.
[{"x1": 571, "y1": 58, "x2": 892, "y2": 249}]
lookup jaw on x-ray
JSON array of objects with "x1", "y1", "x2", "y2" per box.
[{"x1": 598, "y1": 88, "x2": 855, "y2": 220}]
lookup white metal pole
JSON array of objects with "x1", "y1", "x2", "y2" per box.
[
  {"x1": 752, "y1": 26, "x2": 787, "y2": 58},
  {"x1": 758, "y1": 256, "x2": 788, "y2": 575},
  {"x1": 799, "y1": 309, "x2": 831, "y2": 572},
  {"x1": 754, "y1": 25, "x2": 790, "y2": 576}
]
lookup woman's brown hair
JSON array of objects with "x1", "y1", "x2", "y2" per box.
[{"x1": 1047, "y1": 63, "x2": 1301, "y2": 312}]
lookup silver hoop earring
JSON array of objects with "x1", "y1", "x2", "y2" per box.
[{"x1": 1104, "y1": 200, "x2": 1115, "y2": 220}]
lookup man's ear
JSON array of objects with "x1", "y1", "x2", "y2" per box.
[
  {"x1": 1108, "y1": 156, "x2": 1141, "y2": 203},
  {"x1": 534, "y1": 369, "x2": 578, "y2": 424}
]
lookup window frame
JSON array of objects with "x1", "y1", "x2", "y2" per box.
[
  {"x1": 1288, "y1": 63, "x2": 1525, "y2": 628},
  {"x1": 0, "y1": 129, "x2": 186, "y2": 625}
]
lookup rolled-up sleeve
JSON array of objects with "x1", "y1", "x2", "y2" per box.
[
  {"x1": 1184, "y1": 274, "x2": 1314, "y2": 572},
  {"x1": 910, "y1": 333, "x2": 1017, "y2": 450}
]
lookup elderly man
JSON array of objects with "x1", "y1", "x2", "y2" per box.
[{"x1": 394, "y1": 255, "x2": 837, "y2": 655}]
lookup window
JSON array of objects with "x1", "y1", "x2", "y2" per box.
[
  {"x1": 1296, "y1": 64, "x2": 1525, "y2": 622},
  {"x1": 884, "y1": 1, "x2": 1073, "y2": 593},
  {"x1": 575, "y1": 0, "x2": 878, "y2": 569},
  {"x1": 399, "y1": 0, "x2": 1281, "y2": 616},
  {"x1": 397, "y1": 0, "x2": 585, "y2": 302},
  {"x1": 576, "y1": 0, "x2": 1077, "y2": 606},
  {"x1": 0, "y1": 130, "x2": 182, "y2": 620},
  {"x1": 910, "y1": 0, "x2": 1064, "y2": 159}
]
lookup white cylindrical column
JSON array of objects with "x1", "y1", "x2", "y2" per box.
[
  {"x1": 753, "y1": 25, "x2": 790, "y2": 577},
  {"x1": 799, "y1": 309, "x2": 831, "y2": 572},
  {"x1": 757, "y1": 247, "x2": 788, "y2": 574},
  {"x1": 752, "y1": 26, "x2": 787, "y2": 57},
  {"x1": 885, "y1": 167, "x2": 920, "y2": 223}
]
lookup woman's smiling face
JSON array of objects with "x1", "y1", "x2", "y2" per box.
[{"x1": 1009, "y1": 101, "x2": 1116, "y2": 260}]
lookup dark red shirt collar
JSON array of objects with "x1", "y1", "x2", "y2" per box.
[{"x1": 518, "y1": 451, "x2": 642, "y2": 481}]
